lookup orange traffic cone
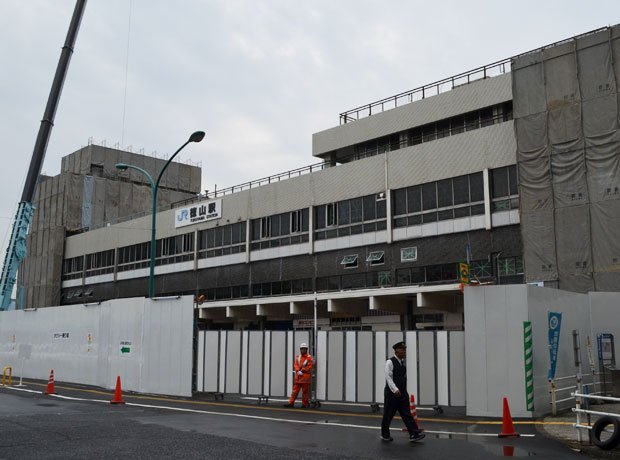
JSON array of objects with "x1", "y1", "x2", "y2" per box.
[
  {"x1": 44, "y1": 369, "x2": 56, "y2": 395},
  {"x1": 110, "y1": 375, "x2": 125, "y2": 404},
  {"x1": 498, "y1": 397, "x2": 520, "y2": 438},
  {"x1": 402, "y1": 393, "x2": 420, "y2": 431}
]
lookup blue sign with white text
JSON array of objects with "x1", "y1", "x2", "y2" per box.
[{"x1": 547, "y1": 311, "x2": 562, "y2": 380}]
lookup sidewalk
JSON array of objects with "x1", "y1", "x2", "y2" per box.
[{"x1": 538, "y1": 403, "x2": 620, "y2": 458}]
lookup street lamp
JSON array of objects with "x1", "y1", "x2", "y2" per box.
[{"x1": 116, "y1": 130, "x2": 205, "y2": 298}]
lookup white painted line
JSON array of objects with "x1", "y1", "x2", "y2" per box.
[
  {"x1": 3, "y1": 386, "x2": 535, "y2": 438},
  {"x1": 3, "y1": 387, "x2": 42, "y2": 395}
]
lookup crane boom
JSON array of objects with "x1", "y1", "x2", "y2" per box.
[{"x1": 0, "y1": 0, "x2": 87, "y2": 310}]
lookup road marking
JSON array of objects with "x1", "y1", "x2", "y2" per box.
[
  {"x1": 4, "y1": 383, "x2": 567, "y2": 427},
  {"x1": 3, "y1": 386, "x2": 535, "y2": 438}
]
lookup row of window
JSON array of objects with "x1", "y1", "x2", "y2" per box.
[
  {"x1": 67, "y1": 256, "x2": 523, "y2": 303},
  {"x1": 62, "y1": 165, "x2": 519, "y2": 280},
  {"x1": 352, "y1": 102, "x2": 513, "y2": 160},
  {"x1": 251, "y1": 209, "x2": 309, "y2": 241},
  {"x1": 315, "y1": 194, "x2": 386, "y2": 229}
]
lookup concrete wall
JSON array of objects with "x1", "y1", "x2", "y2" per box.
[{"x1": 0, "y1": 296, "x2": 194, "y2": 396}]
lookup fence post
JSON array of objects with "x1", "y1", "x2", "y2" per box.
[{"x1": 550, "y1": 379, "x2": 557, "y2": 416}]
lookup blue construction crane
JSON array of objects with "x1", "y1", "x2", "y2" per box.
[{"x1": 0, "y1": 1, "x2": 87, "y2": 310}]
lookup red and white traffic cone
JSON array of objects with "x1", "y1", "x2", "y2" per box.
[
  {"x1": 410, "y1": 394, "x2": 421, "y2": 429},
  {"x1": 403, "y1": 394, "x2": 420, "y2": 431},
  {"x1": 44, "y1": 369, "x2": 56, "y2": 395}
]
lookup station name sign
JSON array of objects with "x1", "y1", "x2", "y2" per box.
[{"x1": 175, "y1": 199, "x2": 222, "y2": 228}]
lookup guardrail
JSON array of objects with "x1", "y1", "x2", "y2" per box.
[
  {"x1": 573, "y1": 391, "x2": 620, "y2": 449},
  {"x1": 550, "y1": 373, "x2": 611, "y2": 416}
]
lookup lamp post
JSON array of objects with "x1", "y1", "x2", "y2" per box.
[{"x1": 116, "y1": 130, "x2": 205, "y2": 298}]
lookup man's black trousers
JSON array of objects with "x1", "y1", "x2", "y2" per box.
[{"x1": 381, "y1": 388, "x2": 420, "y2": 437}]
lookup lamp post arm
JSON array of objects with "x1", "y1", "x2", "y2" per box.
[
  {"x1": 155, "y1": 140, "x2": 192, "y2": 190},
  {"x1": 118, "y1": 165, "x2": 155, "y2": 188}
]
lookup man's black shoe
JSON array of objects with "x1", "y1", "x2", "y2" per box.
[
  {"x1": 409, "y1": 432, "x2": 426, "y2": 442},
  {"x1": 380, "y1": 435, "x2": 394, "y2": 442}
]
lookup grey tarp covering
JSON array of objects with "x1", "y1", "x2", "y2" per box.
[
  {"x1": 82, "y1": 175, "x2": 93, "y2": 229},
  {"x1": 92, "y1": 177, "x2": 106, "y2": 227},
  {"x1": 513, "y1": 24, "x2": 620, "y2": 292},
  {"x1": 105, "y1": 179, "x2": 120, "y2": 223}
]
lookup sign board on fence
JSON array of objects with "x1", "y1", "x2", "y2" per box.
[{"x1": 120, "y1": 341, "x2": 132, "y2": 354}]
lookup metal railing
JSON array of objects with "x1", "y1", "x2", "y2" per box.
[
  {"x1": 573, "y1": 392, "x2": 620, "y2": 444},
  {"x1": 339, "y1": 59, "x2": 511, "y2": 124},
  {"x1": 549, "y1": 373, "x2": 610, "y2": 416},
  {"x1": 338, "y1": 26, "x2": 610, "y2": 125}
]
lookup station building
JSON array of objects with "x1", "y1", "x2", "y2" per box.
[{"x1": 21, "y1": 25, "x2": 620, "y2": 332}]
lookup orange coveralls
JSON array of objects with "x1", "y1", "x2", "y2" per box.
[{"x1": 288, "y1": 352, "x2": 314, "y2": 406}]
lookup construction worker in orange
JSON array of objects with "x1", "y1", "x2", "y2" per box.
[{"x1": 284, "y1": 343, "x2": 313, "y2": 408}]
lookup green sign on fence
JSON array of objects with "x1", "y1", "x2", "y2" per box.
[{"x1": 523, "y1": 321, "x2": 534, "y2": 411}]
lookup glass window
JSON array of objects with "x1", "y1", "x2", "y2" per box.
[
  {"x1": 338, "y1": 200, "x2": 350, "y2": 225},
  {"x1": 376, "y1": 198, "x2": 386, "y2": 219},
  {"x1": 480, "y1": 107, "x2": 494, "y2": 127},
  {"x1": 450, "y1": 115, "x2": 464, "y2": 134},
  {"x1": 438, "y1": 209, "x2": 453, "y2": 221},
  {"x1": 363, "y1": 195, "x2": 376, "y2": 221},
  {"x1": 453, "y1": 175, "x2": 469, "y2": 205},
  {"x1": 409, "y1": 127, "x2": 422, "y2": 145},
  {"x1": 366, "y1": 251, "x2": 384, "y2": 265},
  {"x1": 465, "y1": 112, "x2": 479, "y2": 131},
  {"x1": 508, "y1": 165, "x2": 518, "y2": 195},
  {"x1": 271, "y1": 215, "x2": 281, "y2": 237},
  {"x1": 315, "y1": 205, "x2": 326, "y2": 229},
  {"x1": 350, "y1": 198, "x2": 363, "y2": 223},
  {"x1": 427, "y1": 265, "x2": 442, "y2": 282},
  {"x1": 411, "y1": 267, "x2": 426, "y2": 283},
  {"x1": 491, "y1": 167, "x2": 509, "y2": 198},
  {"x1": 453, "y1": 206, "x2": 470, "y2": 218},
  {"x1": 407, "y1": 186, "x2": 421, "y2": 213},
  {"x1": 437, "y1": 179, "x2": 453, "y2": 207},
  {"x1": 401, "y1": 247, "x2": 417, "y2": 262},
  {"x1": 469, "y1": 172, "x2": 484, "y2": 202},
  {"x1": 280, "y1": 213, "x2": 290, "y2": 236},
  {"x1": 422, "y1": 182, "x2": 437, "y2": 210},
  {"x1": 422, "y1": 124, "x2": 436, "y2": 142},
  {"x1": 396, "y1": 268, "x2": 411, "y2": 285},
  {"x1": 436, "y1": 120, "x2": 450, "y2": 139},
  {"x1": 326, "y1": 203, "x2": 337, "y2": 227},
  {"x1": 341, "y1": 254, "x2": 358, "y2": 268},
  {"x1": 422, "y1": 212, "x2": 437, "y2": 223},
  {"x1": 251, "y1": 219, "x2": 261, "y2": 240},
  {"x1": 223, "y1": 226, "x2": 231, "y2": 246},
  {"x1": 393, "y1": 189, "x2": 407, "y2": 216}
]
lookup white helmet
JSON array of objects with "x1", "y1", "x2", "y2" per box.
[{"x1": 300, "y1": 343, "x2": 308, "y2": 348}]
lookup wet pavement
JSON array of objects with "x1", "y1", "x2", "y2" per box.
[
  {"x1": 0, "y1": 379, "x2": 609, "y2": 459},
  {"x1": 539, "y1": 403, "x2": 620, "y2": 458}
]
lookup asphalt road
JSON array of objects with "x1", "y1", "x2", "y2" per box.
[{"x1": 0, "y1": 383, "x2": 594, "y2": 459}]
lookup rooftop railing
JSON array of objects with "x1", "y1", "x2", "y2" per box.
[
  {"x1": 339, "y1": 25, "x2": 610, "y2": 125},
  {"x1": 339, "y1": 58, "x2": 511, "y2": 125}
]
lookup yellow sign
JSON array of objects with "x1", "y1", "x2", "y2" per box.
[{"x1": 459, "y1": 262, "x2": 470, "y2": 284}]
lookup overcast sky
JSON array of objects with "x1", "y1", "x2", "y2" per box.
[{"x1": 0, "y1": 0, "x2": 617, "y2": 257}]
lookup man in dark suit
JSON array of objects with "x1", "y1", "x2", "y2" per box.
[{"x1": 381, "y1": 341, "x2": 425, "y2": 443}]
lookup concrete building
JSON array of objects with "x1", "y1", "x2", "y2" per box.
[
  {"x1": 22, "y1": 25, "x2": 620, "y2": 332},
  {"x1": 18, "y1": 144, "x2": 202, "y2": 309}
]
